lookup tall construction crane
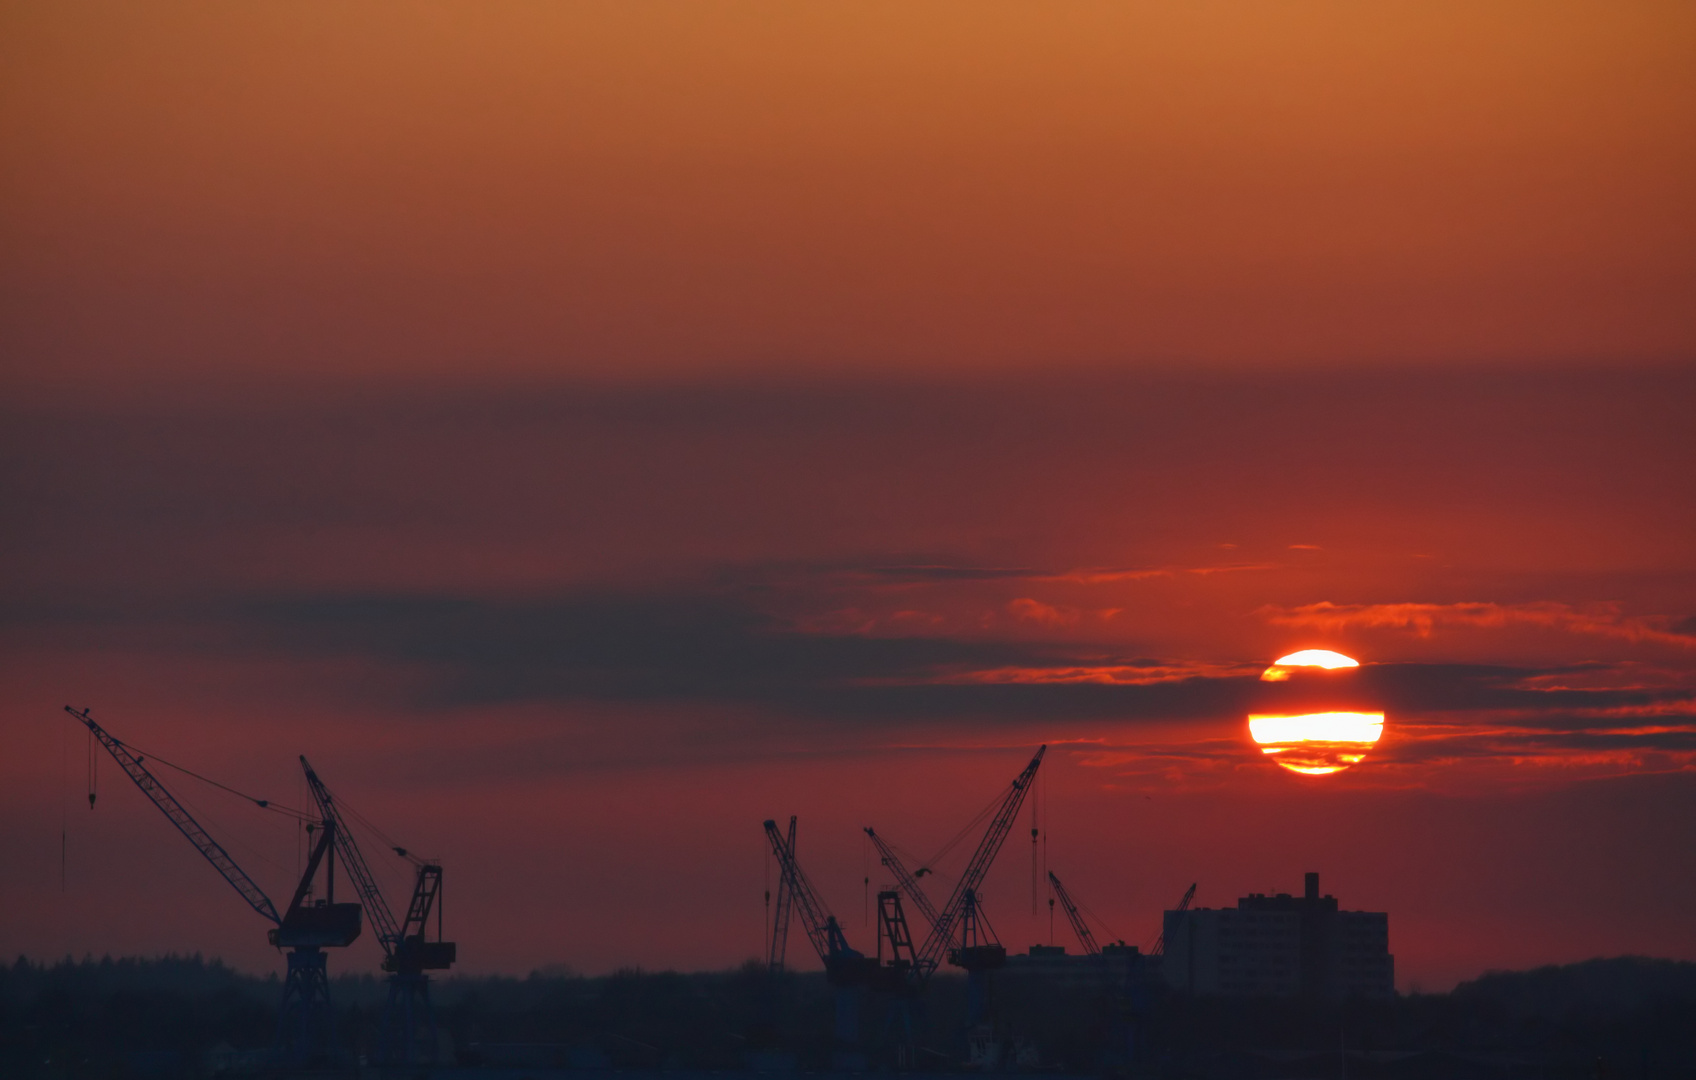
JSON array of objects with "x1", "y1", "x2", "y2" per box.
[
  {"x1": 66, "y1": 707, "x2": 362, "y2": 1065},
  {"x1": 913, "y1": 745, "x2": 1045, "y2": 984},
  {"x1": 1047, "y1": 873, "x2": 1159, "y2": 1072},
  {"x1": 299, "y1": 756, "x2": 455, "y2": 1066},
  {"x1": 860, "y1": 744, "x2": 1045, "y2": 1044},
  {"x1": 860, "y1": 827, "x2": 948, "y2": 1003},
  {"x1": 1047, "y1": 872, "x2": 1101, "y2": 957},
  {"x1": 762, "y1": 817, "x2": 870, "y2": 984},
  {"x1": 763, "y1": 817, "x2": 874, "y2": 1044},
  {"x1": 766, "y1": 816, "x2": 798, "y2": 975}
]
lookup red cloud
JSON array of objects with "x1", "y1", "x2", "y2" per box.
[
  {"x1": 1260, "y1": 601, "x2": 1696, "y2": 650},
  {"x1": 1007, "y1": 597, "x2": 1080, "y2": 627}
]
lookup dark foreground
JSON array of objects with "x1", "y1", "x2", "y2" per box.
[{"x1": 3, "y1": 955, "x2": 1693, "y2": 1079}]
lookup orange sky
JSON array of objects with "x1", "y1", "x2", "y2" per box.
[
  {"x1": 1, "y1": 3, "x2": 1694, "y2": 994},
  {"x1": 3, "y1": 373, "x2": 1693, "y2": 990},
  {"x1": 3, "y1": 1, "x2": 1693, "y2": 390}
]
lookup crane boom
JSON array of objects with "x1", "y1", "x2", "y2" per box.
[
  {"x1": 65, "y1": 707, "x2": 280, "y2": 926},
  {"x1": 1151, "y1": 882, "x2": 1197, "y2": 956},
  {"x1": 296, "y1": 758, "x2": 452, "y2": 1065},
  {"x1": 300, "y1": 756, "x2": 402, "y2": 956},
  {"x1": 763, "y1": 819, "x2": 862, "y2": 979},
  {"x1": 1047, "y1": 871, "x2": 1100, "y2": 956},
  {"x1": 768, "y1": 816, "x2": 797, "y2": 973},
  {"x1": 863, "y1": 828, "x2": 940, "y2": 930},
  {"x1": 913, "y1": 745, "x2": 1046, "y2": 978}
]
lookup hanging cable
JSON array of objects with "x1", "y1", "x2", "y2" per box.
[
  {"x1": 1073, "y1": 890, "x2": 1123, "y2": 945},
  {"x1": 332, "y1": 805, "x2": 421, "y2": 913},
  {"x1": 1030, "y1": 770, "x2": 1039, "y2": 917},
  {"x1": 333, "y1": 792, "x2": 424, "y2": 865},
  {"x1": 303, "y1": 779, "x2": 435, "y2": 924},
  {"x1": 114, "y1": 737, "x2": 315, "y2": 822},
  {"x1": 295, "y1": 771, "x2": 304, "y2": 888},
  {"x1": 61, "y1": 716, "x2": 68, "y2": 890},
  {"x1": 1031, "y1": 766, "x2": 1044, "y2": 901},
  {"x1": 168, "y1": 779, "x2": 296, "y2": 879},
  {"x1": 863, "y1": 829, "x2": 871, "y2": 927},
  {"x1": 923, "y1": 786, "x2": 1004, "y2": 871},
  {"x1": 882, "y1": 832, "x2": 957, "y2": 892}
]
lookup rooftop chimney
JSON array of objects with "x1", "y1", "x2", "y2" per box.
[{"x1": 1304, "y1": 872, "x2": 1319, "y2": 901}]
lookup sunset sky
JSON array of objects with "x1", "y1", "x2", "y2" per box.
[{"x1": 2, "y1": 2, "x2": 1693, "y2": 993}]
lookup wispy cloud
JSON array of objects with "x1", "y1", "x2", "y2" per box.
[
  {"x1": 936, "y1": 661, "x2": 1260, "y2": 686},
  {"x1": 1032, "y1": 564, "x2": 1278, "y2": 585},
  {"x1": 13, "y1": 568, "x2": 1694, "y2": 786},
  {"x1": 820, "y1": 562, "x2": 1277, "y2": 588},
  {"x1": 18, "y1": 587, "x2": 1686, "y2": 730},
  {"x1": 1260, "y1": 601, "x2": 1696, "y2": 650}
]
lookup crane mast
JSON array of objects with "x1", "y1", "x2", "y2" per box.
[
  {"x1": 874, "y1": 890, "x2": 920, "y2": 980},
  {"x1": 397, "y1": 863, "x2": 448, "y2": 954},
  {"x1": 1047, "y1": 871, "x2": 1100, "y2": 956}
]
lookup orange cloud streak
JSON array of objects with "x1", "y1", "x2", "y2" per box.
[{"x1": 938, "y1": 661, "x2": 1259, "y2": 686}]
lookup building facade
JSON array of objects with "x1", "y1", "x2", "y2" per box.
[{"x1": 1161, "y1": 872, "x2": 1393, "y2": 999}]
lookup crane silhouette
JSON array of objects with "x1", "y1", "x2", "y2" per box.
[
  {"x1": 300, "y1": 756, "x2": 455, "y2": 1066},
  {"x1": 66, "y1": 707, "x2": 361, "y2": 1066}
]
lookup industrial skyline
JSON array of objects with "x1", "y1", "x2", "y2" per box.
[{"x1": 3, "y1": 0, "x2": 1694, "y2": 1007}]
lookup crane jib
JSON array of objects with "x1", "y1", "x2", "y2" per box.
[
  {"x1": 1048, "y1": 871, "x2": 1100, "y2": 956},
  {"x1": 65, "y1": 707, "x2": 282, "y2": 927},
  {"x1": 864, "y1": 828, "x2": 941, "y2": 930},
  {"x1": 763, "y1": 818, "x2": 860, "y2": 972},
  {"x1": 767, "y1": 816, "x2": 796, "y2": 973},
  {"x1": 913, "y1": 745, "x2": 1046, "y2": 978},
  {"x1": 300, "y1": 756, "x2": 403, "y2": 956}
]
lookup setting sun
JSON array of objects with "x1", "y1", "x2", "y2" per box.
[
  {"x1": 1260, "y1": 649, "x2": 1360, "y2": 681},
  {"x1": 1248, "y1": 711, "x2": 1386, "y2": 775},
  {"x1": 1250, "y1": 650, "x2": 1383, "y2": 774}
]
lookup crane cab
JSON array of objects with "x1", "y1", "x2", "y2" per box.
[
  {"x1": 949, "y1": 944, "x2": 1008, "y2": 971},
  {"x1": 269, "y1": 901, "x2": 363, "y2": 948},
  {"x1": 384, "y1": 934, "x2": 457, "y2": 973}
]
